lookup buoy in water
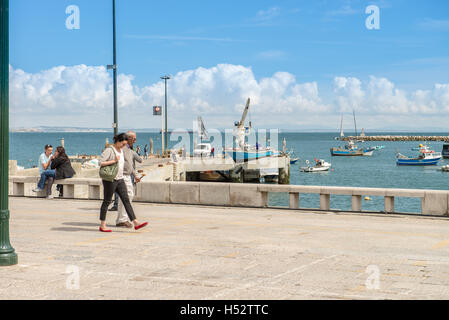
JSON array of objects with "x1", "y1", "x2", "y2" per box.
[{"x1": 364, "y1": 196, "x2": 371, "y2": 201}]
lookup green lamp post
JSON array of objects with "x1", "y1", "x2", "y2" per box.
[{"x1": 0, "y1": 0, "x2": 18, "y2": 266}]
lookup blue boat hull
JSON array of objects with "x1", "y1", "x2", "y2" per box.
[
  {"x1": 225, "y1": 150, "x2": 279, "y2": 162},
  {"x1": 396, "y1": 157, "x2": 441, "y2": 166},
  {"x1": 330, "y1": 148, "x2": 363, "y2": 156}
]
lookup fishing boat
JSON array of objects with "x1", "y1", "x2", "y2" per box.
[
  {"x1": 300, "y1": 159, "x2": 332, "y2": 172},
  {"x1": 287, "y1": 149, "x2": 299, "y2": 164},
  {"x1": 223, "y1": 98, "x2": 280, "y2": 162},
  {"x1": 330, "y1": 140, "x2": 374, "y2": 156},
  {"x1": 396, "y1": 148, "x2": 442, "y2": 166}
]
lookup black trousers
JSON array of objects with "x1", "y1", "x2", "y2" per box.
[{"x1": 100, "y1": 179, "x2": 136, "y2": 222}]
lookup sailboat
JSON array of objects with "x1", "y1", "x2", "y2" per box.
[
  {"x1": 330, "y1": 111, "x2": 374, "y2": 156},
  {"x1": 335, "y1": 115, "x2": 344, "y2": 140}
]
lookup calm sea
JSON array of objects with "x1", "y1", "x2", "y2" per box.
[{"x1": 9, "y1": 131, "x2": 449, "y2": 213}]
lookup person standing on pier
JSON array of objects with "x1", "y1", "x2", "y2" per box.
[
  {"x1": 115, "y1": 131, "x2": 143, "y2": 228},
  {"x1": 144, "y1": 144, "x2": 148, "y2": 160},
  {"x1": 98, "y1": 133, "x2": 147, "y2": 232},
  {"x1": 32, "y1": 144, "x2": 56, "y2": 198}
]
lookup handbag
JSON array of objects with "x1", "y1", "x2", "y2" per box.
[{"x1": 99, "y1": 148, "x2": 119, "y2": 182}]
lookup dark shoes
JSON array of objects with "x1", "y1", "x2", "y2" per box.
[
  {"x1": 116, "y1": 221, "x2": 133, "y2": 228},
  {"x1": 109, "y1": 206, "x2": 118, "y2": 211}
]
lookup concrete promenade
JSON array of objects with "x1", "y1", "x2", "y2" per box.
[{"x1": 3, "y1": 197, "x2": 449, "y2": 300}]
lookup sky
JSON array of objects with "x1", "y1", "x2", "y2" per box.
[{"x1": 8, "y1": 0, "x2": 449, "y2": 131}]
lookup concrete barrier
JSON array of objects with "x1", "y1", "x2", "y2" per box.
[
  {"x1": 199, "y1": 183, "x2": 230, "y2": 206},
  {"x1": 8, "y1": 176, "x2": 449, "y2": 216},
  {"x1": 170, "y1": 182, "x2": 200, "y2": 205},
  {"x1": 136, "y1": 181, "x2": 170, "y2": 203}
]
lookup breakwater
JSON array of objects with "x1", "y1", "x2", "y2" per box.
[{"x1": 343, "y1": 135, "x2": 449, "y2": 142}]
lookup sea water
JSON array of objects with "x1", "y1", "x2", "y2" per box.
[{"x1": 9, "y1": 131, "x2": 449, "y2": 213}]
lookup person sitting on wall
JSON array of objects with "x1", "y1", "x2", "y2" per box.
[
  {"x1": 47, "y1": 146, "x2": 76, "y2": 199},
  {"x1": 32, "y1": 144, "x2": 56, "y2": 199}
]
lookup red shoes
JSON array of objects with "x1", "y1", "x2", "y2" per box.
[
  {"x1": 134, "y1": 222, "x2": 148, "y2": 230},
  {"x1": 99, "y1": 222, "x2": 148, "y2": 232}
]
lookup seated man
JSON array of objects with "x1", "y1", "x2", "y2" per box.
[{"x1": 32, "y1": 144, "x2": 56, "y2": 199}]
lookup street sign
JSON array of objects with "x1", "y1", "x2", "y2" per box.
[{"x1": 153, "y1": 106, "x2": 162, "y2": 116}]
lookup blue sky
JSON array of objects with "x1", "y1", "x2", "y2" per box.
[{"x1": 8, "y1": 0, "x2": 449, "y2": 130}]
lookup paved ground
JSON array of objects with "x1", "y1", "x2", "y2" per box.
[{"x1": 3, "y1": 197, "x2": 449, "y2": 300}]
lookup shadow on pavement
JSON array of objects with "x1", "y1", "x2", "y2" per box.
[{"x1": 51, "y1": 227, "x2": 98, "y2": 232}]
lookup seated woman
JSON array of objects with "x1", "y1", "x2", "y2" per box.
[{"x1": 47, "y1": 146, "x2": 76, "y2": 199}]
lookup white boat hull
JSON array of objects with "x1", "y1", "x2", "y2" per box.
[{"x1": 300, "y1": 166, "x2": 331, "y2": 172}]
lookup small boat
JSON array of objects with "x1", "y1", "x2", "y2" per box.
[
  {"x1": 224, "y1": 147, "x2": 279, "y2": 161},
  {"x1": 224, "y1": 98, "x2": 280, "y2": 162},
  {"x1": 331, "y1": 140, "x2": 373, "y2": 157},
  {"x1": 373, "y1": 145, "x2": 385, "y2": 151},
  {"x1": 441, "y1": 165, "x2": 449, "y2": 172},
  {"x1": 396, "y1": 148, "x2": 442, "y2": 166},
  {"x1": 411, "y1": 144, "x2": 429, "y2": 152},
  {"x1": 290, "y1": 158, "x2": 299, "y2": 164},
  {"x1": 287, "y1": 149, "x2": 300, "y2": 164},
  {"x1": 300, "y1": 159, "x2": 332, "y2": 172}
]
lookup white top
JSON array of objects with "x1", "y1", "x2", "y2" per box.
[
  {"x1": 38, "y1": 153, "x2": 51, "y2": 175},
  {"x1": 112, "y1": 147, "x2": 124, "y2": 180}
]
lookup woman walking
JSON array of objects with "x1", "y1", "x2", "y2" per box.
[
  {"x1": 47, "y1": 146, "x2": 76, "y2": 198},
  {"x1": 99, "y1": 133, "x2": 148, "y2": 233}
]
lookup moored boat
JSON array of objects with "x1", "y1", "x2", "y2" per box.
[
  {"x1": 300, "y1": 159, "x2": 332, "y2": 172},
  {"x1": 224, "y1": 98, "x2": 280, "y2": 162},
  {"x1": 396, "y1": 148, "x2": 442, "y2": 166},
  {"x1": 224, "y1": 148, "x2": 279, "y2": 161},
  {"x1": 330, "y1": 140, "x2": 373, "y2": 157}
]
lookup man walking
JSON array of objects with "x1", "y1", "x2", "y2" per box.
[{"x1": 116, "y1": 131, "x2": 143, "y2": 228}]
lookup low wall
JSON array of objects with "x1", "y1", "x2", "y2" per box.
[{"x1": 8, "y1": 176, "x2": 449, "y2": 216}]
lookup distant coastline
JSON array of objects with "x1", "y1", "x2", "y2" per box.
[{"x1": 9, "y1": 127, "x2": 449, "y2": 134}]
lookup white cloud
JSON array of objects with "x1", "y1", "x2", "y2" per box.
[
  {"x1": 418, "y1": 18, "x2": 449, "y2": 31},
  {"x1": 256, "y1": 7, "x2": 281, "y2": 21},
  {"x1": 334, "y1": 76, "x2": 449, "y2": 115},
  {"x1": 334, "y1": 77, "x2": 365, "y2": 112},
  {"x1": 9, "y1": 63, "x2": 329, "y2": 128},
  {"x1": 257, "y1": 50, "x2": 287, "y2": 60},
  {"x1": 9, "y1": 63, "x2": 449, "y2": 129}
]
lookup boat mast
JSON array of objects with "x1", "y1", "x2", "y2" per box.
[
  {"x1": 353, "y1": 110, "x2": 358, "y2": 138},
  {"x1": 340, "y1": 114, "x2": 344, "y2": 137}
]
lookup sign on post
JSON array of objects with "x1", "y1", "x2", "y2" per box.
[{"x1": 153, "y1": 106, "x2": 162, "y2": 116}]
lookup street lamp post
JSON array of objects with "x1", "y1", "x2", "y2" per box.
[
  {"x1": 161, "y1": 75, "x2": 170, "y2": 155},
  {"x1": 107, "y1": 0, "x2": 118, "y2": 136},
  {"x1": 0, "y1": 0, "x2": 18, "y2": 266},
  {"x1": 112, "y1": 0, "x2": 118, "y2": 136}
]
